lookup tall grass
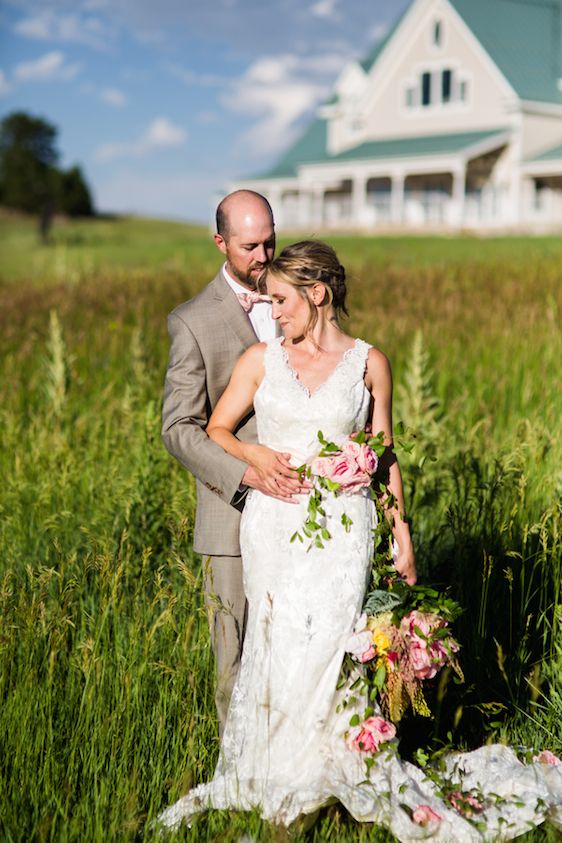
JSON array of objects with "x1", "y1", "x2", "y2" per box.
[{"x1": 1, "y1": 217, "x2": 561, "y2": 841}]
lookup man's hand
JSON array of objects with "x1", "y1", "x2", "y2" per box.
[{"x1": 241, "y1": 445, "x2": 309, "y2": 502}]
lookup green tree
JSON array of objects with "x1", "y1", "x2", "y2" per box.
[
  {"x1": 0, "y1": 111, "x2": 59, "y2": 214},
  {"x1": 59, "y1": 165, "x2": 94, "y2": 217}
]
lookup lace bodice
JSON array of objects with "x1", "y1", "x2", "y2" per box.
[{"x1": 254, "y1": 337, "x2": 372, "y2": 464}]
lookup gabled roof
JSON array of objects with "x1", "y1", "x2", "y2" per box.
[{"x1": 449, "y1": 0, "x2": 562, "y2": 105}]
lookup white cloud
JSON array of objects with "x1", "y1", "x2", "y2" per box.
[
  {"x1": 14, "y1": 51, "x2": 82, "y2": 82},
  {"x1": 311, "y1": 0, "x2": 339, "y2": 19},
  {"x1": 0, "y1": 69, "x2": 12, "y2": 97},
  {"x1": 95, "y1": 117, "x2": 187, "y2": 161},
  {"x1": 224, "y1": 52, "x2": 345, "y2": 157},
  {"x1": 14, "y1": 10, "x2": 110, "y2": 50},
  {"x1": 100, "y1": 87, "x2": 127, "y2": 107}
]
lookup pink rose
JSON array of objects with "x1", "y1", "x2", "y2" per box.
[
  {"x1": 347, "y1": 716, "x2": 396, "y2": 754},
  {"x1": 410, "y1": 643, "x2": 437, "y2": 679},
  {"x1": 357, "y1": 443, "x2": 378, "y2": 475},
  {"x1": 533, "y1": 750, "x2": 561, "y2": 765},
  {"x1": 311, "y1": 453, "x2": 369, "y2": 491},
  {"x1": 387, "y1": 650, "x2": 399, "y2": 667},
  {"x1": 447, "y1": 791, "x2": 484, "y2": 816},
  {"x1": 412, "y1": 805, "x2": 443, "y2": 825}
]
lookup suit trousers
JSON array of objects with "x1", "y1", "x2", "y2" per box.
[{"x1": 202, "y1": 554, "x2": 247, "y2": 735}]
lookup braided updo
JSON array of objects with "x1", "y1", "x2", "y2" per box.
[{"x1": 260, "y1": 240, "x2": 348, "y2": 336}]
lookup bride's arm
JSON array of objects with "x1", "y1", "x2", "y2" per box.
[
  {"x1": 207, "y1": 344, "x2": 300, "y2": 500},
  {"x1": 366, "y1": 348, "x2": 417, "y2": 586}
]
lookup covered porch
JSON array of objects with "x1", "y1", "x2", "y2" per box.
[{"x1": 265, "y1": 129, "x2": 513, "y2": 230}]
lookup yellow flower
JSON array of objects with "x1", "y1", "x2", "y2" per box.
[{"x1": 372, "y1": 629, "x2": 391, "y2": 653}]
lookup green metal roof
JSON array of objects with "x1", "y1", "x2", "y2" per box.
[
  {"x1": 327, "y1": 129, "x2": 509, "y2": 162},
  {"x1": 256, "y1": 128, "x2": 508, "y2": 178},
  {"x1": 450, "y1": 0, "x2": 562, "y2": 105},
  {"x1": 529, "y1": 141, "x2": 562, "y2": 160}
]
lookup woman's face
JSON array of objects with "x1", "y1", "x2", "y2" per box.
[{"x1": 267, "y1": 276, "x2": 311, "y2": 339}]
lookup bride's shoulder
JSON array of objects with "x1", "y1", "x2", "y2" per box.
[
  {"x1": 364, "y1": 345, "x2": 392, "y2": 391},
  {"x1": 233, "y1": 342, "x2": 267, "y2": 375}
]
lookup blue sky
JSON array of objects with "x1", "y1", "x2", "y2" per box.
[{"x1": 0, "y1": 0, "x2": 409, "y2": 222}]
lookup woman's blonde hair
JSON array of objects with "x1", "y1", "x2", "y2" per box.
[{"x1": 260, "y1": 240, "x2": 348, "y2": 336}]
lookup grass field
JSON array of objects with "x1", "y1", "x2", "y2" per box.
[{"x1": 1, "y1": 214, "x2": 561, "y2": 842}]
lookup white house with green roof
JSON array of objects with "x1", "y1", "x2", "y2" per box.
[{"x1": 235, "y1": 0, "x2": 562, "y2": 231}]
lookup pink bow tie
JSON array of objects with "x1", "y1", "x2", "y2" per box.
[{"x1": 237, "y1": 291, "x2": 269, "y2": 312}]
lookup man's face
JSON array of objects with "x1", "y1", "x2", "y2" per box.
[{"x1": 214, "y1": 205, "x2": 275, "y2": 289}]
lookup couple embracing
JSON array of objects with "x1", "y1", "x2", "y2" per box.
[{"x1": 158, "y1": 192, "x2": 562, "y2": 839}]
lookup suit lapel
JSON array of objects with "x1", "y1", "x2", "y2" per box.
[{"x1": 211, "y1": 271, "x2": 258, "y2": 349}]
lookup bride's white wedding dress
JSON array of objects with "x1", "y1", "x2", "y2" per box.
[{"x1": 157, "y1": 337, "x2": 562, "y2": 841}]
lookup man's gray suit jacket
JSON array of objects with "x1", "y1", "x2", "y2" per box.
[{"x1": 161, "y1": 270, "x2": 259, "y2": 556}]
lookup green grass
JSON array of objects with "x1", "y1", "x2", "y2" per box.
[{"x1": 1, "y1": 214, "x2": 561, "y2": 841}]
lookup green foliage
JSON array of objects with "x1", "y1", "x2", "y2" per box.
[
  {"x1": 0, "y1": 110, "x2": 94, "y2": 218},
  {"x1": 59, "y1": 165, "x2": 94, "y2": 217},
  {"x1": 0, "y1": 217, "x2": 561, "y2": 841}
]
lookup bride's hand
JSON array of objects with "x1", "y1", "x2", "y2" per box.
[
  {"x1": 394, "y1": 546, "x2": 417, "y2": 586},
  {"x1": 242, "y1": 444, "x2": 307, "y2": 501}
]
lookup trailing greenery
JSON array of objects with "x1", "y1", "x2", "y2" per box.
[{"x1": 1, "y1": 216, "x2": 561, "y2": 841}]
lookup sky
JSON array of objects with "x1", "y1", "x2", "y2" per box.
[{"x1": 0, "y1": 0, "x2": 410, "y2": 223}]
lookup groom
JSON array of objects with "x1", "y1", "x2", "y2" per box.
[{"x1": 162, "y1": 190, "x2": 300, "y2": 733}]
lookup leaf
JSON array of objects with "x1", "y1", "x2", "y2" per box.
[{"x1": 349, "y1": 714, "x2": 360, "y2": 727}]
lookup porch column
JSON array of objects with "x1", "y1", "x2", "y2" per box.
[
  {"x1": 451, "y1": 165, "x2": 466, "y2": 227},
  {"x1": 298, "y1": 190, "x2": 312, "y2": 227},
  {"x1": 268, "y1": 185, "x2": 283, "y2": 228},
  {"x1": 391, "y1": 173, "x2": 405, "y2": 224},
  {"x1": 311, "y1": 186, "x2": 325, "y2": 227},
  {"x1": 351, "y1": 173, "x2": 368, "y2": 227}
]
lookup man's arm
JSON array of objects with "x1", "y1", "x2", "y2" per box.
[{"x1": 161, "y1": 310, "x2": 248, "y2": 504}]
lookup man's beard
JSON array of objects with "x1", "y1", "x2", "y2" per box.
[{"x1": 230, "y1": 262, "x2": 263, "y2": 290}]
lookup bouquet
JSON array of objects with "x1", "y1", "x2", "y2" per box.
[
  {"x1": 291, "y1": 429, "x2": 385, "y2": 549},
  {"x1": 344, "y1": 571, "x2": 464, "y2": 724},
  {"x1": 290, "y1": 429, "x2": 464, "y2": 755}
]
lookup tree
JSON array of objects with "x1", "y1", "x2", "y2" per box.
[
  {"x1": 59, "y1": 166, "x2": 94, "y2": 217},
  {"x1": 0, "y1": 111, "x2": 95, "y2": 235},
  {"x1": 0, "y1": 112, "x2": 59, "y2": 215}
]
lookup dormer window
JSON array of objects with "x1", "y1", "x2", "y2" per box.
[
  {"x1": 433, "y1": 20, "x2": 443, "y2": 47},
  {"x1": 403, "y1": 67, "x2": 470, "y2": 110}
]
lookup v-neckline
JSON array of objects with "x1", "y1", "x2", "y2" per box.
[{"x1": 279, "y1": 339, "x2": 358, "y2": 399}]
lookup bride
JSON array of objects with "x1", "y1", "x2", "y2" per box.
[{"x1": 156, "y1": 241, "x2": 562, "y2": 841}]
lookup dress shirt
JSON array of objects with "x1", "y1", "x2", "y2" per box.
[{"x1": 223, "y1": 264, "x2": 279, "y2": 341}]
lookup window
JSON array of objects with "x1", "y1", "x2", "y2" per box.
[
  {"x1": 421, "y1": 71, "x2": 431, "y2": 106},
  {"x1": 459, "y1": 79, "x2": 468, "y2": 101},
  {"x1": 442, "y1": 69, "x2": 452, "y2": 103},
  {"x1": 433, "y1": 20, "x2": 442, "y2": 46},
  {"x1": 405, "y1": 86, "x2": 416, "y2": 107}
]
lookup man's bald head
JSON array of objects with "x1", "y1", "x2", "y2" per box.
[
  {"x1": 216, "y1": 190, "x2": 274, "y2": 243},
  {"x1": 214, "y1": 190, "x2": 276, "y2": 289}
]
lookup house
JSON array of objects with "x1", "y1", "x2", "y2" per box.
[{"x1": 234, "y1": 0, "x2": 562, "y2": 231}]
